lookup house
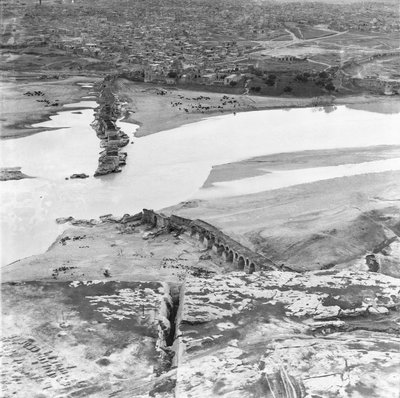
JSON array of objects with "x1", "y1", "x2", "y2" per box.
[
  {"x1": 201, "y1": 73, "x2": 217, "y2": 85},
  {"x1": 224, "y1": 74, "x2": 242, "y2": 85}
]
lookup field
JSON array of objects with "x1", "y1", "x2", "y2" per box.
[{"x1": 298, "y1": 26, "x2": 336, "y2": 40}]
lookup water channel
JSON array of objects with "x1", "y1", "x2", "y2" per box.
[{"x1": 1, "y1": 92, "x2": 399, "y2": 265}]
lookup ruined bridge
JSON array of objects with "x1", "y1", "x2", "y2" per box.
[{"x1": 141, "y1": 209, "x2": 277, "y2": 274}]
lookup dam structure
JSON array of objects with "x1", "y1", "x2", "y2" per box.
[{"x1": 141, "y1": 209, "x2": 278, "y2": 274}]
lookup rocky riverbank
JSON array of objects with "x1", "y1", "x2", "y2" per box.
[{"x1": 91, "y1": 79, "x2": 130, "y2": 176}]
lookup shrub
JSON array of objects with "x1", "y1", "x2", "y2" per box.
[
  {"x1": 325, "y1": 82, "x2": 335, "y2": 91},
  {"x1": 251, "y1": 86, "x2": 261, "y2": 92},
  {"x1": 319, "y1": 71, "x2": 329, "y2": 79}
]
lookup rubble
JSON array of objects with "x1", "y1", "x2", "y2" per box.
[
  {"x1": 69, "y1": 173, "x2": 89, "y2": 179},
  {"x1": 91, "y1": 82, "x2": 130, "y2": 177},
  {"x1": 175, "y1": 270, "x2": 400, "y2": 397}
]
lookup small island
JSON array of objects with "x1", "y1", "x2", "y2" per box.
[{"x1": 0, "y1": 167, "x2": 33, "y2": 181}]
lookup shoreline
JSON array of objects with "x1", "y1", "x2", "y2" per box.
[
  {"x1": 1, "y1": 81, "x2": 399, "y2": 274},
  {"x1": 3, "y1": 72, "x2": 400, "y2": 140},
  {"x1": 113, "y1": 78, "x2": 400, "y2": 138},
  {"x1": 1, "y1": 104, "x2": 98, "y2": 140},
  {"x1": 0, "y1": 74, "x2": 101, "y2": 139}
]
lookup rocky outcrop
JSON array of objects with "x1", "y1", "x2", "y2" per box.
[
  {"x1": 1, "y1": 281, "x2": 175, "y2": 397},
  {"x1": 348, "y1": 237, "x2": 400, "y2": 279},
  {"x1": 175, "y1": 270, "x2": 400, "y2": 397},
  {"x1": 69, "y1": 173, "x2": 89, "y2": 179},
  {"x1": 55, "y1": 212, "x2": 142, "y2": 227},
  {"x1": 0, "y1": 167, "x2": 33, "y2": 181},
  {"x1": 91, "y1": 81, "x2": 130, "y2": 176},
  {"x1": 4, "y1": 205, "x2": 400, "y2": 397}
]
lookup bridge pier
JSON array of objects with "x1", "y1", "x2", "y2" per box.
[
  {"x1": 222, "y1": 248, "x2": 233, "y2": 262},
  {"x1": 212, "y1": 243, "x2": 219, "y2": 255},
  {"x1": 198, "y1": 233, "x2": 206, "y2": 248}
]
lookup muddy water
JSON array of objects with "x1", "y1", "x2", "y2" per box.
[{"x1": 1, "y1": 101, "x2": 400, "y2": 264}]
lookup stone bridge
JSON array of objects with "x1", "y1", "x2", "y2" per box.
[
  {"x1": 142, "y1": 209, "x2": 277, "y2": 274},
  {"x1": 342, "y1": 51, "x2": 400, "y2": 70}
]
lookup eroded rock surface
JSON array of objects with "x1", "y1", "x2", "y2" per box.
[
  {"x1": 1, "y1": 280, "x2": 174, "y2": 397},
  {"x1": 3, "y1": 213, "x2": 400, "y2": 397},
  {"x1": 345, "y1": 237, "x2": 400, "y2": 279},
  {"x1": 176, "y1": 271, "x2": 400, "y2": 397}
]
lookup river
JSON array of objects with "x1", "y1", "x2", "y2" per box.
[{"x1": 1, "y1": 96, "x2": 400, "y2": 265}]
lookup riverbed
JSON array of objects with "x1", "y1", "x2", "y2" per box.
[{"x1": 1, "y1": 99, "x2": 400, "y2": 265}]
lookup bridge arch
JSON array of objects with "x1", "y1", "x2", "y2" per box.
[
  {"x1": 238, "y1": 256, "x2": 245, "y2": 270},
  {"x1": 207, "y1": 235, "x2": 215, "y2": 249},
  {"x1": 198, "y1": 232, "x2": 205, "y2": 244},
  {"x1": 249, "y1": 263, "x2": 255, "y2": 274}
]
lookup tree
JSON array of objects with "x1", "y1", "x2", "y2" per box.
[
  {"x1": 264, "y1": 74, "x2": 276, "y2": 86},
  {"x1": 283, "y1": 86, "x2": 293, "y2": 93},
  {"x1": 295, "y1": 73, "x2": 308, "y2": 83},
  {"x1": 167, "y1": 71, "x2": 177, "y2": 78},
  {"x1": 319, "y1": 71, "x2": 329, "y2": 79},
  {"x1": 249, "y1": 65, "x2": 262, "y2": 77},
  {"x1": 325, "y1": 82, "x2": 335, "y2": 92}
]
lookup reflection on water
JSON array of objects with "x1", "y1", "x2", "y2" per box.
[
  {"x1": 1, "y1": 102, "x2": 400, "y2": 265},
  {"x1": 308, "y1": 105, "x2": 338, "y2": 114},
  {"x1": 346, "y1": 100, "x2": 400, "y2": 115}
]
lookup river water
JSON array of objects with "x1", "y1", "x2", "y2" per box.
[{"x1": 1, "y1": 97, "x2": 400, "y2": 265}]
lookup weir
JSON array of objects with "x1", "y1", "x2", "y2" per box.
[{"x1": 141, "y1": 209, "x2": 277, "y2": 273}]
